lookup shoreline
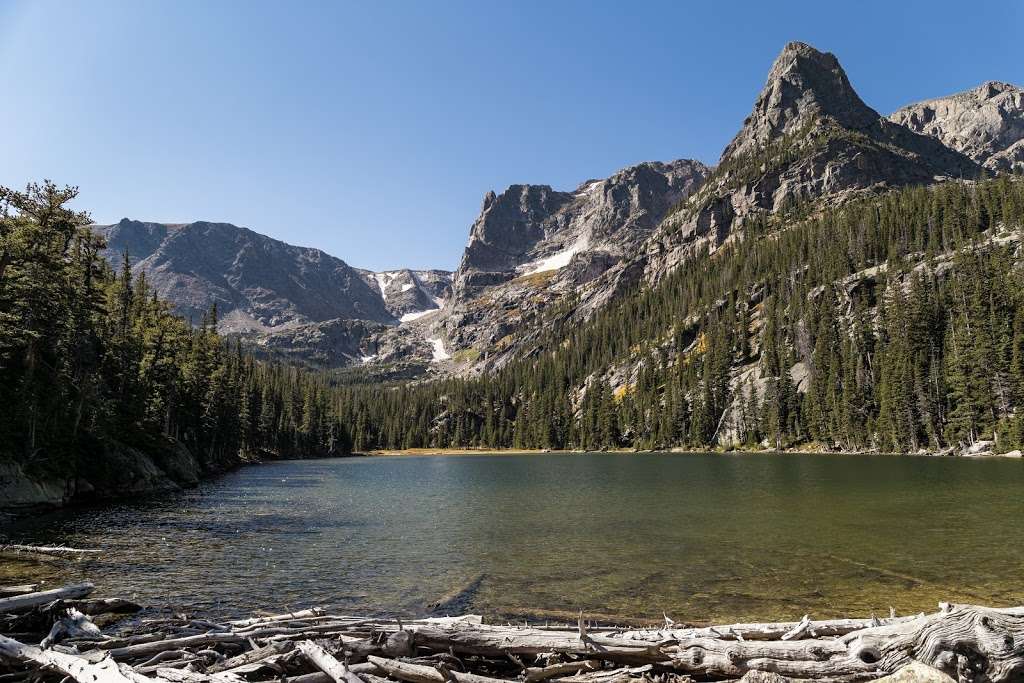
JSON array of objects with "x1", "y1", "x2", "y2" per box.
[
  {"x1": 363, "y1": 446, "x2": 1023, "y2": 458},
  {"x1": 0, "y1": 579, "x2": 1019, "y2": 682}
]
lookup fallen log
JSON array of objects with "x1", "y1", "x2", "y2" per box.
[
  {"x1": 105, "y1": 632, "x2": 246, "y2": 660},
  {"x1": 41, "y1": 608, "x2": 104, "y2": 648},
  {"x1": 524, "y1": 660, "x2": 602, "y2": 682},
  {"x1": 296, "y1": 640, "x2": 365, "y2": 683},
  {"x1": 428, "y1": 574, "x2": 486, "y2": 615},
  {"x1": 0, "y1": 634, "x2": 138, "y2": 683},
  {"x1": 0, "y1": 582, "x2": 95, "y2": 613},
  {"x1": 206, "y1": 641, "x2": 293, "y2": 674},
  {"x1": 614, "y1": 614, "x2": 918, "y2": 642},
  {"x1": 367, "y1": 655, "x2": 507, "y2": 683},
  {"x1": 282, "y1": 662, "x2": 385, "y2": 683},
  {"x1": 656, "y1": 604, "x2": 1024, "y2": 681},
  {"x1": 0, "y1": 544, "x2": 101, "y2": 557},
  {"x1": 230, "y1": 608, "x2": 324, "y2": 627},
  {"x1": 154, "y1": 667, "x2": 245, "y2": 683},
  {"x1": 403, "y1": 623, "x2": 667, "y2": 663},
  {"x1": 0, "y1": 586, "x2": 37, "y2": 598}
]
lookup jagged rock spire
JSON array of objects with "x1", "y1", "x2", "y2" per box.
[{"x1": 721, "y1": 41, "x2": 878, "y2": 162}]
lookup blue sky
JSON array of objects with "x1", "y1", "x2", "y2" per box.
[{"x1": 2, "y1": 1, "x2": 1022, "y2": 271}]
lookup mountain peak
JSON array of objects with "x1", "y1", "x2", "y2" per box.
[{"x1": 721, "y1": 41, "x2": 877, "y2": 162}]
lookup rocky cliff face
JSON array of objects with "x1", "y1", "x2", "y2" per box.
[
  {"x1": 423, "y1": 159, "x2": 708, "y2": 370},
  {"x1": 647, "y1": 42, "x2": 983, "y2": 275},
  {"x1": 363, "y1": 268, "x2": 452, "y2": 320},
  {"x1": 890, "y1": 81, "x2": 1024, "y2": 172},
  {"x1": 454, "y1": 160, "x2": 707, "y2": 298}
]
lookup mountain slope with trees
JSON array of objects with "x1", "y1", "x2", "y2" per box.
[
  {"x1": 336, "y1": 176, "x2": 1024, "y2": 455},
  {"x1": 0, "y1": 183, "x2": 352, "y2": 514}
]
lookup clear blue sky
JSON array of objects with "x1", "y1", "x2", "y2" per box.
[{"x1": 2, "y1": 1, "x2": 1022, "y2": 271}]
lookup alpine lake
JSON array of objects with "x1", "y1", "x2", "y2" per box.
[{"x1": 4, "y1": 452, "x2": 1023, "y2": 624}]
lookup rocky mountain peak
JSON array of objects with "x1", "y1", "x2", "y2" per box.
[
  {"x1": 889, "y1": 80, "x2": 1024, "y2": 172},
  {"x1": 650, "y1": 42, "x2": 982, "y2": 283},
  {"x1": 721, "y1": 41, "x2": 878, "y2": 162}
]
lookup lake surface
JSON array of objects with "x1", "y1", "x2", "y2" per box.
[{"x1": 4, "y1": 452, "x2": 1023, "y2": 624}]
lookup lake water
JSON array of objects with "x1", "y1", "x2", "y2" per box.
[{"x1": 3, "y1": 452, "x2": 1023, "y2": 624}]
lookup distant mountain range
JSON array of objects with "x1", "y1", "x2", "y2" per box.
[{"x1": 93, "y1": 42, "x2": 1024, "y2": 374}]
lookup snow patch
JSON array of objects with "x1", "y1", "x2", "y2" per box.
[
  {"x1": 577, "y1": 181, "x2": 602, "y2": 196},
  {"x1": 400, "y1": 309, "x2": 435, "y2": 323},
  {"x1": 520, "y1": 234, "x2": 590, "y2": 275},
  {"x1": 360, "y1": 354, "x2": 377, "y2": 364},
  {"x1": 401, "y1": 282, "x2": 415, "y2": 292},
  {"x1": 428, "y1": 337, "x2": 451, "y2": 362},
  {"x1": 373, "y1": 272, "x2": 397, "y2": 302}
]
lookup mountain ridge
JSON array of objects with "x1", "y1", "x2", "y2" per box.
[{"x1": 92, "y1": 41, "x2": 1024, "y2": 376}]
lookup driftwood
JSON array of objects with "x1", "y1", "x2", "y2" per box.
[
  {"x1": 2, "y1": 581, "x2": 1023, "y2": 683},
  {"x1": 428, "y1": 574, "x2": 486, "y2": 615},
  {"x1": 40, "y1": 608, "x2": 104, "y2": 648},
  {"x1": 0, "y1": 545, "x2": 101, "y2": 557},
  {"x1": 296, "y1": 641, "x2": 364, "y2": 683},
  {"x1": 615, "y1": 614, "x2": 918, "y2": 642},
  {"x1": 0, "y1": 588, "x2": 37, "y2": 599},
  {"x1": 0, "y1": 582, "x2": 95, "y2": 613},
  {"x1": 0, "y1": 634, "x2": 136, "y2": 683},
  {"x1": 367, "y1": 656, "x2": 506, "y2": 683}
]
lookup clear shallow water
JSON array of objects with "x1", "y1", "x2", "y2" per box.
[{"x1": 3, "y1": 452, "x2": 1023, "y2": 624}]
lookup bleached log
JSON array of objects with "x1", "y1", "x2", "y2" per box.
[
  {"x1": 153, "y1": 667, "x2": 245, "y2": 683},
  {"x1": 614, "y1": 615, "x2": 915, "y2": 642},
  {"x1": 230, "y1": 608, "x2": 324, "y2": 627},
  {"x1": 0, "y1": 544, "x2": 101, "y2": 557},
  {"x1": 366, "y1": 656, "x2": 507, "y2": 683},
  {"x1": 403, "y1": 624, "x2": 667, "y2": 663},
  {"x1": 296, "y1": 640, "x2": 365, "y2": 683},
  {"x1": 0, "y1": 585, "x2": 38, "y2": 597},
  {"x1": 105, "y1": 632, "x2": 245, "y2": 660},
  {"x1": 656, "y1": 604, "x2": 1024, "y2": 682},
  {"x1": 524, "y1": 660, "x2": 602, "y2": 682},
  {"x1": 560, "y1": 664, "x2": 652, "y2": 683},
  {"x1": 0, "y1": 582, "x2": 95, "y2": 613},
  {"x1": 282, "y1": 662, "x2": 383, "y2": 683},
  {"x1": 41, "y1": 608, "x2": 104, "y2": 648},
  {"x1": 0, "y1": 634, "x2": 140, "y2": 683},
  {"x1": 206, "y1": 641, "x2": 293, "y2": 674}
]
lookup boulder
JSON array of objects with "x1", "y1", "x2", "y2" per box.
[{"x1": 873, "y1": 661, "x2": 956, "y2": 683}]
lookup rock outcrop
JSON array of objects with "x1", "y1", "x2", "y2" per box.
[
  {"x1": 649, "y1": 42, "x2": 983, "y2": 274},
  {"x1": 890, "y1": 80, "x2": 1024, "y2": 172},
  {"x1": 364, "y1": 268, "x2": 452, "y2": 320},
  {"x1": 454, "y1": 160, "x2": 708, "y2": 298},
  {"x1": 0, "y1": 440, "x2": 206, "y2": 518},
  {"x1": 433, "y1": 159, "x2": 708, "y2": 370}
]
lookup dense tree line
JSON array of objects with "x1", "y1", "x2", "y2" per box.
[
  {"x1": 339, "y1": 175, "x2": 1024, "y2": 454},
  {"x1": 5, "y1": 176, "x2": 1024, "y2": 465},
  {"x1": 0, "y1": 182, "x2": 350, "y2": 473}
]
